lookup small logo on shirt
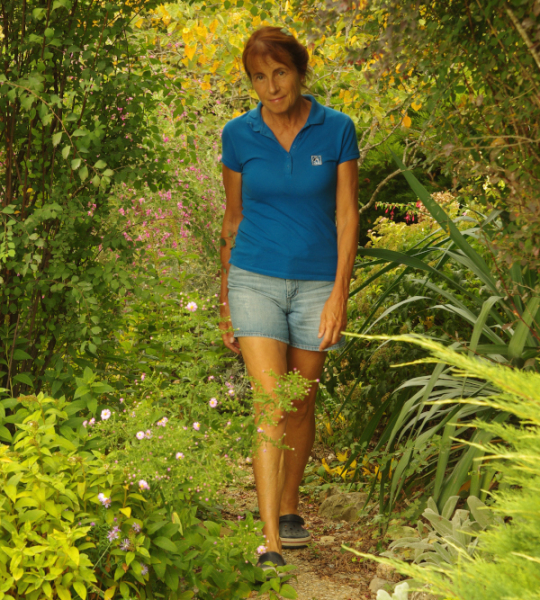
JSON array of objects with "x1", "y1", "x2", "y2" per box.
[{"x1": 311, "y1": 155, "x2": 322, "y2": 166}]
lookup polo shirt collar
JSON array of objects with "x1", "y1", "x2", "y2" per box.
[{"x1": 247, "y1": 94, "x2": 325, "y2": 133}]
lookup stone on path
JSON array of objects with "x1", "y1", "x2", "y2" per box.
[
  {"x1": 369, "y1": 577, "x2": 395, "y2": 594},
  {"x1": 318, "y1": 492, "x2": 368, "y2": 522}
]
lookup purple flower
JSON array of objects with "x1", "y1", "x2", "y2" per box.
[
  {"x1": 132, "y1": 522, "x2": 142, "y2": 533},
  {"x1": 120, "y1": 538, "x2": 131, "y2": 551},
  {"x1": 140, "y1": 563, "x2": 149, "y2": 576},
  {"x1": 107, "y1": 526, "x2": 120, "y2": 542}
]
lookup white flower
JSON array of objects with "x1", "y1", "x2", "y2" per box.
[
  {"x1": 101, "y1": 409, "x2": 111, "y2": 420},
  {"x1": 377, "y1": 581, "x2": 409, "y2": 600}
]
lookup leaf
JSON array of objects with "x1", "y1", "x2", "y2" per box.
[
  {"x1": 152, "y1": 537, "x2": 178, "y2": 553},
  {"x1": 508, "y1": 296, "x2": 540, "y2": 360},
  {"x1": 279, "y1": 584, "x2": 298, "y2": 599},
  {"x1": 185, "y1": 45, "x2": 197, "y2": 60},
  {"x1": 164, "y1": 568, "x2": 179, "y2": 591},
  {"x1": 401, "y1": 114, "x2": 411, "y2": 127},
  {"x1": 19, "y1": 509, "x2": 46, "y2": 523},
  {"x1": 94, "y1": 160, "x2": 106, "y2": 169},
  {"x1": 71, "y1": 158, "x2": 81, "y2": 170},
  {"x1": 78, "y1": 166, "x2": 88, "y2": 182},
  {"x1": 13, "y1": 349, "x2": 32, "y2": 360},
  {"x1": 56, "y1": 586, "x2": 72, "y2": 600},
  {"x1": 62, "y1": 145, "x2": 71, "y2": 159},
  {"x1": 119, "y1": 583, "x2": 129, "y2": 599},
  {"x1": 119, "y1": 507, "x2": 131, "y2": 518},
  {"x1": 52, "y1": 131, "x2": 62, "y2": 146},
  {"x1": 66, "y1": 546, "x2": 79, "y2": 566},
  {"x1": 4, "y1": 485, "x2": 17, "y2": 503},
  {"x1": 73, "y1": 582, "x2": 86, "y2": 600},
  {"x1": 13, "y1": 373, "x2": 33, "y2": 387},
  {"x1": 103, "y1": 586, "x2": 116, "y2": 600},
  {"x1": 74, "y1": 385, "x2": 90, "y2": 399}
]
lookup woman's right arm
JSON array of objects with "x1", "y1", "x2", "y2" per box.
[{"x1": 219, "y1": 164, "x2": 243, "y2": 354}]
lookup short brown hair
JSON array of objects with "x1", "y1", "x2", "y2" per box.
[{"x1": 242, "y1": 26, "x2": 311, "y2": 84}]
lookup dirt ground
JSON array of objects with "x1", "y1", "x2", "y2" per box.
[{"x1": 221, "y1": 466, "x2": 388, "y2": 600}]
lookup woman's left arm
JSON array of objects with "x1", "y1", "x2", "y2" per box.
[{"x1": 318, "y1": 158, "x2": 359, "y2": 351}]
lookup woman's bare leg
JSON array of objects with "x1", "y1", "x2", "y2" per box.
[
  {"x1": 280, "y1": 347, "x2": 327, "y2": 516},
  {"x1": 238, "y1": 336, "x2": 288, "y2": 554}
]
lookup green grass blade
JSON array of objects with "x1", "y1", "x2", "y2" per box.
[
  {"x1": 469, "y1": 296, "x2": 504, "y2": 356},
  {"x1": 508, "y1": 296, "x2": 540, "y2": 360}
]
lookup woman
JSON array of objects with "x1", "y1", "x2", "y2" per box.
[{"x1": 219, "y1": 26, "x2": 359, "y2": 570}]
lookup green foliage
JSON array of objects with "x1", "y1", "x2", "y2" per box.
[
  {"x1": 346, "y1": 0, "x2": 540, "y2": 275},
  {"x1": 0, "y1": 0, "x2": 174, "y2": 397},
  {"x1": 346, "y1": 335, "x2": 540, "y2": 600},
  {"x1": 329, "y1": 162, "x2": 539, "y2": 520},
  {"x1": 382, "y1": 495, "x2": 500, "y2": 568}
]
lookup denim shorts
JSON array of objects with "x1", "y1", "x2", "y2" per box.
[{"x1": 227, "y1": 264, "x2": 346, "y2": 352}]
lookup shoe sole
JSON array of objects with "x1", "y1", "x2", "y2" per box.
[{"x1": 280, "y1": 535, "x2": 311, "y2": 549}]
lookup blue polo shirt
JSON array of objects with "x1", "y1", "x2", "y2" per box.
[{"x1": 221, "y1": 94, "x2": 359, "y2": 281}]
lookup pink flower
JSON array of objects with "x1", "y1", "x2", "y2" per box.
[
  {"x1": 256, "y1": 545, "x2": 267, "y2": 555},
  {"x1": 209, "y1": 398, "x2": 218, "y2": 408},
  {"x1": 193, "y1": 422, "x2": 200, "y2": 431},
  {"x1": 186, "y1": 302, "x2": 197, "y2": 312},
  {"x1": 101, "y1": 409, "x2": 111, "y2": 420},
  {"x1": 176, "y1": 452, "x2": 184, "y2": 459},
  {"x1": 141, "y1": 373, "x2": 146, "y2": 381},
  {"x1": 138, "y1": 480, "x2": 150, "y2": 491},
  {"x1": 136, "y1": 431, "x2": 145, "y2": 440}
]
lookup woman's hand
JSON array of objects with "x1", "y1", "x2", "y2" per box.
[
  {"x1": 318, "y1": 292, "x2": 348, "y2": 351},
  {"x1": 220, "y1": 300, "x2": 241, "y2": 355}
]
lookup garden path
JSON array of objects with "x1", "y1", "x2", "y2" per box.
[{"x1": 221, "y1": 466, "x2": 381, "y2": 600}]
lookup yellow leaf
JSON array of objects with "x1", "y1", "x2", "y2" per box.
[
  {"x1": 195, "y1": 25, "x2": 207, "y2": 38},
  {"x1": 200, "y1": 81, "x2": 212, "y2": 90},
  {"x1": 336, "y1": 450, "x2": 348, "y2": 463},
  {"x1": 66, "y1": 547, "x2": 79, "y2": 566},
  {"x1": 411, "y1": 100, "x2": 422, "y2": 111},
  {"x1": 185, "y1": 45, "x2": 197, "y2": 61},
  {"x1": 134, "y1": 18, "x2": 143, "y2": 28},
  {"x1": 401, "y1": 114, "x2": 412, "y2": 128},
  {"x1": 209, "y1": 18, "x2": 219, "y2": 33},
  {"x1": 321, "y1": 458, "x2": 334, "y2": 476},
  {"x1": 104, "y1": 586, "x2": 117, "y2": 600},
  {"x1": 119, "y1": 507, "x2": 131, "y2": 518},
  {"x1": 209, "y1": 60, "x2": 220, "y2": 74},
  {"x1": 56, "y1": 586, "x2": 71, "y2": 600},
  {"x1": 182, "y1": 27, "x2": 194, "y2": 45},
  {"x1": 252, "y1": 15, "x2": 261, "y2": 27}
]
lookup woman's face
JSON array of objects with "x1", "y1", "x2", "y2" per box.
[{"x1": 249, "y1": 55, "x2": 303, "y2": 116}]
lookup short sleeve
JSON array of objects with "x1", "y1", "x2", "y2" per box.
[
  {"x1": 221, "y1": 122, "x2": 242, "y2": 173},
  {"x1": 337, "y1": 117, "x2": 360, "y2": 164}
]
